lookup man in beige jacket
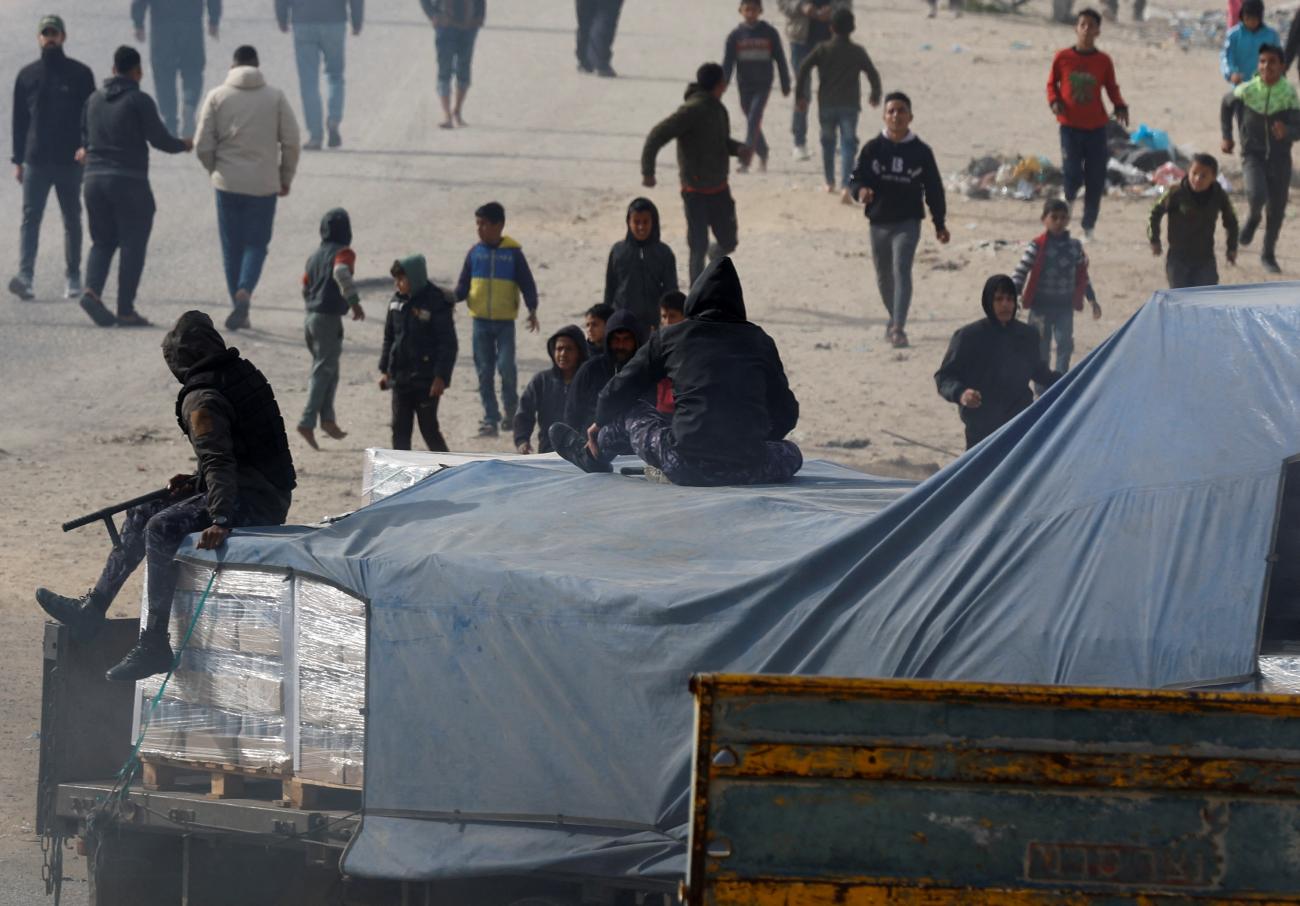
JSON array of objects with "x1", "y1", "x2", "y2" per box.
[{"x1": 195, "y1": 44, "x2": 301, "y2": 330}]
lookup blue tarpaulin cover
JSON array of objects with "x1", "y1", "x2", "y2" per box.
[{"x1": 183, "y1": 285, "x2": 1300, "y2": 887}]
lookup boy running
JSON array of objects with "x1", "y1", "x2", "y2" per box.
[
  {"x1": 1148, "y1": 153, "x2": 1239, "y2": 288},
  {"x1": 724, "y1": 0, "x2": 791, "y2": 173}
]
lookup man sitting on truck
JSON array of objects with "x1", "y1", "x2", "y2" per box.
[
  {"x1": 36, "y1": 311, "x2": 297, "y2": 682},
  {"x1": 549, "y1": 256, "x2": 803, "y2": 486}
]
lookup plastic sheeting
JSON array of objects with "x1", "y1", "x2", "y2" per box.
[
  {"x1": 362, "y1": 448, "x2": 561, "y2": 503},
  {"x1": 181, "y1": 284, "x2": 1300, "y2": 887},
  {"x1": 296, "y1": 579, "x2": 366, "y2": 785}
]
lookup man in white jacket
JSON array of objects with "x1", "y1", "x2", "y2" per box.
[{"x1": 195, "y1": 45, "x2": 301, "y2": 330}]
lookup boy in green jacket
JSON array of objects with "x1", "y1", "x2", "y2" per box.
[{"x1": 1148, "y1": 153, "x2": 1239, "y2": 288}]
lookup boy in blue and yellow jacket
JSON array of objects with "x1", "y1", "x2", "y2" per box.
[{"x1": 455, "y1": 201, "x2": 540, "y2": 436}]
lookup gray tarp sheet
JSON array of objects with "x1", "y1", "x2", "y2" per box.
[{"x1": 183, "y1": 284, "x2": 1300, "y2": 887}]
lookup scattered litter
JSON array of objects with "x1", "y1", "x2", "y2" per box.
[
  {"x1": 1130, "y1": 123, "x2": 1171, "y2": 152},
  {"x1": 814, "y1": 342, "x2": 832, "y2": 350},
  {"x1": 1152, "y1": 161, "x2": 1186, "y2": 187},
  {"x1": 973, "y1": 238, "x2": 1016, "y2": 253},
  {"x1": 1168, "y1": 7, "x2": 1295, "y2": 51},
  {"x1": 919, "y1": 43, "x2": 933, "y2": 51},
  {"x1": 950, "y1": 44, "x2": 966, "y2": 53},
  {"x1": 824, "y1": 438, "x2": 872, "y2": 450},
  {"x1": 931, "y1": 260, "x2": 966, "y2": 271},
  {"x1": 949, "y1": 153, "x2": 1062, "y2": 200},
  {"x1": 1010, "y1": 40, "x2": 1033, "y2": 50}
]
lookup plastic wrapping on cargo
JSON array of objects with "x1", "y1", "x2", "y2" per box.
[
  {"x1": 295, "y1": 578, "x2": 365, "y2": 786},
  {"x1": 132, "y1": 563, "x2": 293, "y2": 772},
  {"x1": 361, "y1": 448, "x2": 563, "y2": 503},
  {"x1": 1259, "y1": 654, "x2": 1300, "y2": 694}
]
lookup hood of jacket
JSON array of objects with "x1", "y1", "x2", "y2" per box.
[
  {"x1": 225, "y1": 65, "x2": 267, "y2": 90},
  {"x1": 684, "y1": 257, "x2": 747, "y2": 323},
  {"x1": 981, "y1": 273, "x2": 1019, "y2": 324},
  {"x1": 396, "y1": 254, "x2": 430, "y2": 295},
  {"x1": 624, "y1": 197, "x2": 662, "y2": 246},
  {"x1": 103, "y1": 75, "x2": 139, "y2": 101},
  {"x1": 162, "y1": 310, "x2": 233, "y2": 382},
  {"x1": 320, "y1": 208, "x2": 352, "y2": 245},
  {"x1": 683, "y1": 82, "x2": 717, "y2": 104},
  {"x1": 603, "y1": 309, "x2": 646, "y2": 357},
  {"x1": 547, "y1": 324, "x2": 589, "y2": 370}
]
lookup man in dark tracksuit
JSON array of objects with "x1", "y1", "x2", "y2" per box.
[
  {"x1": 935, "y1": 274, "x2": 1060, "y2": 450},
  {"x1": 36, "y1": 311, "x2": 296, "y2": 681},
  {"x1": 575, "y1": 0, "x2": 624, "y2": 77},
  {"x1": 79, "y1": 45, "x2": 191, "y2": 327},
  {"x1": 131, "y1": 0, "x2": 221, "y2": 139},
  {"x1": 642, "y1": 63, "x2": 750, "y2": 284},
  {"x1": 552, "y1": 257, "x2": 803, "y2": 487},
  {"x1": 9, "y1": 15, "x2": 95, "y2": 302},
  {"x1": 379, "y1": 254, "x2": 459, "y2": 451},
  {"x1": 514, "y1": 324, "x2": 588, "y2": 454},
  {"x1": 563, "y1": 308, "x2": 645, "y2": 435}
]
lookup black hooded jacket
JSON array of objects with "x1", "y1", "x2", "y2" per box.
[
  {"x1": 82, "y1": 76, "x2": 188, "y2": 179},
  {"x1": 379, "y1": 254, "x2": 459, "y2": 389},
  {"x1": 11, "y1": 46, "x2": 96, "y2": 166},
  {"x1": 514, "y1": 324, "x2": 588, "y2": 452},
  {"x1": 934, "y1": 275, "x2": 1059, "y2": 448},
  {"x1": 596, "y1": 257, "x2": 799, "y2": 469},
  {"x1": 564, "y1": 309, "x2": 646, "y2": 431},
  {"x1": 303, "y1": 208, "x2": 354, "y2": 315},
  {"x1": 162, "y1": 311, "x2": 296, "y2": 526},
  {"x1": 603, "y1": 198, "x2": 678, "y2": 329}
]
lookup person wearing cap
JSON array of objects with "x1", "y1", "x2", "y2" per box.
[
  {"x1": 9, "y1": 15, "x2": 95, "y2": 303},
  {"x1": 130, "y1": 0, "x2": 222, "y2": 140}
]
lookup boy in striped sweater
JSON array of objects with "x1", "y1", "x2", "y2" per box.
[{"x1": 1011, "y1": 198, "x2": 1101, "y2": 377}]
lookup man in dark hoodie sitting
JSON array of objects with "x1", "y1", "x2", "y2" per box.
[
  {"x1": 603, "y1": 197, "x2": 678, "y2": 329},
  {"x1": 36, "y1": 311, "x2": 296, "y2": 681},
  {"x1": 77, "y1": 45, "x2": 192, "y2": 328},
  {"x1": 935, "y1": 274, "x2": 1060, "y2": 450},
  {"x1": 563, "y1": 308, "x2": 646, "y2": 437},
  {"x1": 515, "y1": 324, "x2": 588, "y2": 454},
  {"x1": 642, "y1": 62, "x2": 751, "y2": 284},
  {"x1": 550, "y1": 257, "x2": 802, "y2": 487}
]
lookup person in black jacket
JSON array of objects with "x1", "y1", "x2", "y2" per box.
[
  {"x1": 848, "y1": 90, "x2": 948, "y2": 349},
  {"x1": 379, "y1": 254, "x2": 458, "y2": 451},
  {"x1": 935, "y1": 274, "x2": 1060, "y2": 451},
  {"x1": 78, "y1": 45, "x2": 192, "y2": 328},
  {"x1": 37, "y1": 310, "x2": 296, "y2": 682},
  {"x1": 550, "y1": 257, "x2": 802, "y2": 487},
  {"x1": 563, "y1": 308, "x2": 645, "y2": 435},
  {"x1": 9, "y1": 15, "x2": 96, "y2": 303},
  {"x1": 603, "y1": 197, "x2": 678, "y2": 329},
  {"x1": 515, "y1": 324, "x2": 588, "y2": 454}
]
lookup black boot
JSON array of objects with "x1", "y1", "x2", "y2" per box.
[
  {"x1": 35, "y1": 588, "x2": 106, "y2": 642},
  {"x1": 548, "y1": 423, "x2": 612, "y2": 473},
  {"x1": 105, "y1": 629, "x2": 175, "y2": 682}
]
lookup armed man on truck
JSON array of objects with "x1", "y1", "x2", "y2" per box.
[{"x1": 36, "y1": 310, "x2": 297, "y2": 682}]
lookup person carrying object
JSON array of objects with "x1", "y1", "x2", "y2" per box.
[{"x1": 36, "y1": 311, "x2": 296, "y2": 681}]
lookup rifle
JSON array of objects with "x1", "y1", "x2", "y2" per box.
[{"x1": 62, "y1": 488, "x2": 172, "y2": 550}]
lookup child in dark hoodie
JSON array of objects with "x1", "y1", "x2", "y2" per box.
[
  {"x1": 1148, "y1": 153, "x2": 1239, "y2": 288},
  {"x1": 379, "y1": 255, "x2": 459, "y2": 452},
  {"x1": 603, "y1": 198, "x2": 679, "y2": 330},
  {"x1": 298, "y1": 208, "x2": 364, "y2": 450},
  {"x1": 935, "y1": 274, "x2": 1060, "y2": 450},
  {"x1": 514, "y1": 324, "x2": 588, "y2": 454}
]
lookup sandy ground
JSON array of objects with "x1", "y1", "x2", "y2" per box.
[{"x1": 0, "y1": 0, "x2": 1263, "y2": 897}]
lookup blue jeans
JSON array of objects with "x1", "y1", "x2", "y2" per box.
[
  {"x1": 293, "y1": 21, "x2": 347, "y2": 142},
  {"x1": 1028, "y1": 306, "x2": 1075, "y2": 373},
  {"x1": 435, "y1": 26, "x2": 479, "y2": 97},
  {"x1": 790, "y1": 41, "x2": 810, "y2": 147},
  {"x1": 214, "y1": 190, "x2": 277, "y2": 303},
  {"x1": 472, "y1": 318, "x2": 518, "y2": 424},
  {"x1": 18, "y1": 162, "x2": 82, "y2": 283},
  {"x1": 1059, "y1": 125, "x2": 1109, "y2": 231},
  {"x1": 739, "y1": 86, "x2": 771, "y2": 162},
  {"x1": 151, "y1": 26, "x2": 205, "y2": 137},
  {"x1": 818, "y1": 105, "x2": 859, "y2": 187}
]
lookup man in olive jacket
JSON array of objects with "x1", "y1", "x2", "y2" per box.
[{"x1": 641, "y1": 62, "x2": 750, "y2": 283}]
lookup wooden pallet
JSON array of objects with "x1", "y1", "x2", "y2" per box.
[{"x1": 138, "y1": 756, "x2": 361, "y2": 810}]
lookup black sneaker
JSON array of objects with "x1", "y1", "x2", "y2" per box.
[
  {"x1": 8, "y1": 275, "x2": 35, "y2": 301},
  {"x1": 35, "y1": 588, "x2": 106, "y2": 642},
  {"x1": 328, "y1": 123, "x2": 342, "y2": 148},
  {"x1": 548, "y1": 423, "x2": 612, "y2": 473},
  {"x1": 502, "y1": 409, "x2": 516, "y2": 431},
  {"x1": 225, "y1": 302, "x2": 250, "y2": 331},
  {"x1": 79, "y1": 292, "x2": 117, "y2": 327},
  {"x1": 596, "y1": 66, "x2": 618, "y2": 78},
  {"x1": 1240, "y1": 218, "x2": 1259, "y2": 247},
  {"x1": 477, "y1": 420, "x2": 499, "y2": 438},
  {"x1": 1262, "y1": 255, "x2": 1282, "y2": 274},
  {"x1": 106, "y1": 630, "x2": 175, "y2": 682}
]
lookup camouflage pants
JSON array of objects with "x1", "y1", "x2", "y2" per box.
[
  {"x1": 92, "y1": 493, "x2": 211, "y2": 631},
  {"x1": 597, "y1": 401, "x2": 803, "y2": 486}
]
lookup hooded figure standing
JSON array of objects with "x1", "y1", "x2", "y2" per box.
[
  {"x1": 935, "y1": 274, "x2": 1060, "y2": 450},
  {"x1": 130, "y1": 0, "x2": 222, "y2": 139},
  {"x1": 563, "y1": 308, "x2": 646, "y2": 436},
  {"x1": 514, "y1": 324, "x2": 588, "y2": 454},
  {"x1": 36, "y1": 311, "x2": 296, "y2": 681},
  {"x1": 195, "y1": 45, "x2": 301, "y2": 331},
  {"x1": 603, "y1": 197, "x2": 678, "y2": 330},
  {"x1": 551, "y1": 257, "x2": 803, "y2": 487}
]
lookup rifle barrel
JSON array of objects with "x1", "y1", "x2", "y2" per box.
[{"x1": 61, "y1": 488, "x2": 170, "y2": 533}]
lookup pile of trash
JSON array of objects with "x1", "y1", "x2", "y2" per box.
[
  {"x1": 951, "y1": 154, "x2": 1064, "y2": 200},
  {"x1": 1166, "y1": 5, "x2": 1296, "y2": 50}
]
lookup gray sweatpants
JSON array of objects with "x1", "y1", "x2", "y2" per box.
[
  {"x1": 1242, "y1": 152, "x2": 1291, "y2": 259},
  {"x1": 300, "y1": 311, "x2": 344, "y2": 430},
  {"x1": 869, "y1": 219, "x2": 922, "y2": 331}
]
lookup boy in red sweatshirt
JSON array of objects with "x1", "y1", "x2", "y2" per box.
[{"x1": 1047, "y1": 8, "x2": 1129, "y2": 239}]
